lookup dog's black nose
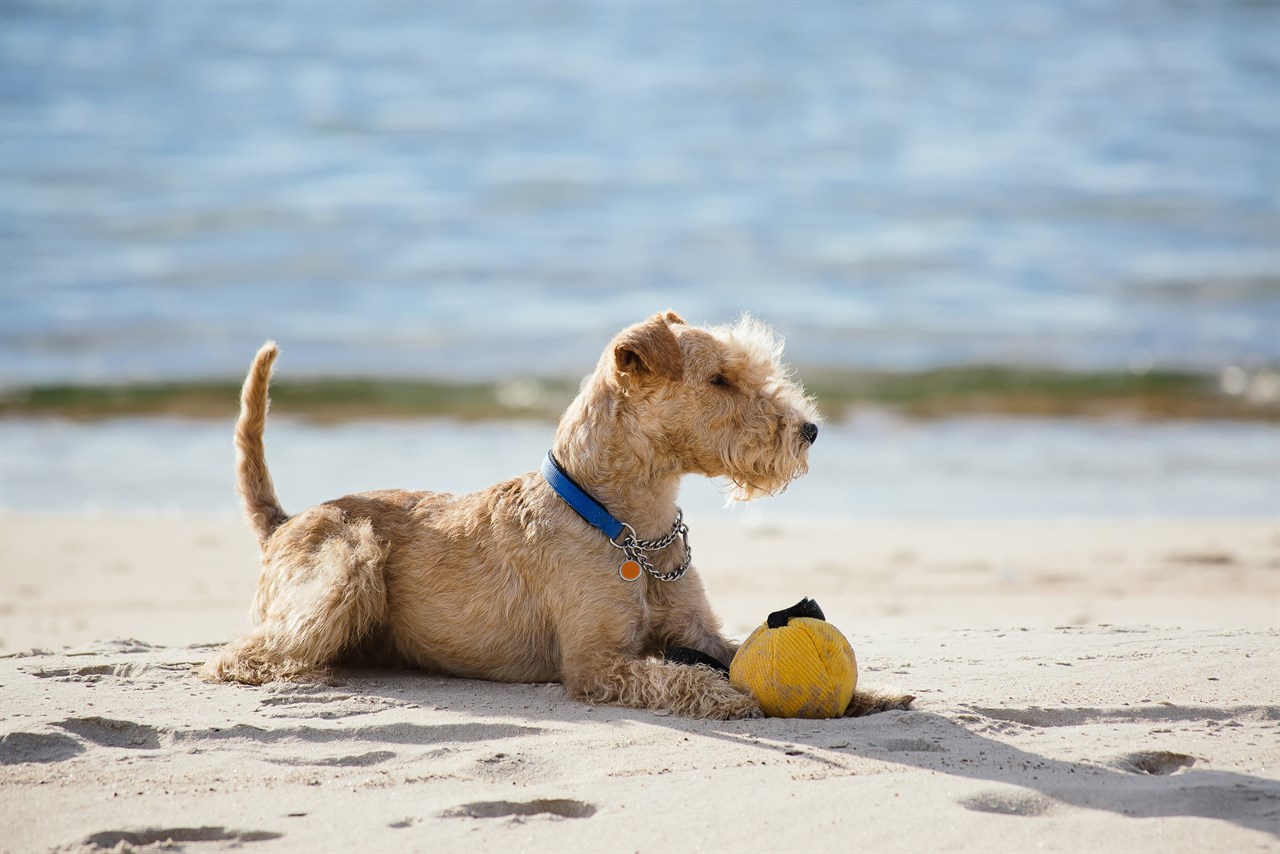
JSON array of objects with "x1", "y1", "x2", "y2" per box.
[{"x1": 801, "y1": 422, "x2": 819, "y2": 445}]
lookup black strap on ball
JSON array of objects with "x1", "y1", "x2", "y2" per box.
[{"x1": 766, "y1": 597, "x2": 825, "y2": 629}]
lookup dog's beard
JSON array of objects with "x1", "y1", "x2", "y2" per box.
[{"x1": 719, "y1": 431, "x2": 811, "y2": 503}]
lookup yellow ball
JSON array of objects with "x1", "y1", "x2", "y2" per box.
[{"x1": 730, "y1": 602, "x2": 858, "y2": 719}]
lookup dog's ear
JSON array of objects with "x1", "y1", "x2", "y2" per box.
[{"x1": 613, "y1": 312, "x2": 684, "y2": 384}]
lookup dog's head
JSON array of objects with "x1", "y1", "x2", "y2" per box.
[{"x1": 602, "y1": 310, "x2": 820, "y2": 500}]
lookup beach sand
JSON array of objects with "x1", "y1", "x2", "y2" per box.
[{"x1": 2, "y1": 513, "x2": 1278, "y2": 852}]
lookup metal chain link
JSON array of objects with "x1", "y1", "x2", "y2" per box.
[{"x1": 610, "y1": 508, "x2": 692, "y2": 582}]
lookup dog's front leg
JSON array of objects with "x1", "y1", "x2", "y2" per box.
[
  {"x1": 561, "y1": 649, "x2": 760, "y2": 720},
  {"x1": 653, "y1": 573, "x2": 739, "y2": 668}
]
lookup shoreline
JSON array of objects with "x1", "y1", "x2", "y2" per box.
[
  {"x1": 2, "y1": 366, "x2": 1277, "y2": 423},
  {"x1": 4, "y1": 415, "x2": 1277, "y2": 521}
]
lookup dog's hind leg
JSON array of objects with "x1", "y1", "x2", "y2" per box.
[{"x1": 200, "y1": 512, "x2": 388, "y2": 685}]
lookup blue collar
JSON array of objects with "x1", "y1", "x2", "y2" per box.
[{"x1": 541, "y1": 451, "x2": 625, "y2": 541}]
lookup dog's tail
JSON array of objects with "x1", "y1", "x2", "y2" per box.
[{"x1": 236, "y1": 341, "x2": 288, "y2": 547}]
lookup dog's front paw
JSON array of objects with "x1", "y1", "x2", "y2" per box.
[
  {"x1": 844, "y1": 688, "x2": 916, "y2": 717},
  {"x1": 691, "y1": 680, "x2": 762, "y2": 720}
]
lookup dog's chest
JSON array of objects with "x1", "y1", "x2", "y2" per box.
[{"x1": 623, "y1": 576, "x2": 686, "y2": 654}]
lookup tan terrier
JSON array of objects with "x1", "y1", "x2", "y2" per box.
[{"x1": 201, "y1": 311, "x2": 912, "y2": 719}]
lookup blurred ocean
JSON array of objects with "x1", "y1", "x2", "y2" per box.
[
  {"x1": 1, "y1": 0, "x2": 1278, "y2": 387},
  {"x1": 1, "y1": 1, "x2": 1277, "y2": 519},
  {"x1": 3, "y1": 414, "x2": 1277, "y2": 519}
]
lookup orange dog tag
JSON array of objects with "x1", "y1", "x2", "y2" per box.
[{"x1": 619, "y1": 560, "x2": 642, "y2": 581}]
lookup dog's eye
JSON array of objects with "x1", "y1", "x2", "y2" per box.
[{"x1": 709, "y1": 374, "x2": 730, "y2": 388}]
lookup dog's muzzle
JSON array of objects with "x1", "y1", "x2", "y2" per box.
[{"x1": 801, "y1": 422, "x2": 819, "y2": 445}]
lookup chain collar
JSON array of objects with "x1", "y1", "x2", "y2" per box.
[
  {"x1": 540, "y1": 451, "x2": 691, "y2": 583},
  {"x1": 607, "y1": 509, "x2": 692, "y2": 582}
]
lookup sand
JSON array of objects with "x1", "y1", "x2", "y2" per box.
[{"x1": 1, "y1": 512, "x2": 1278, "y2": 853}]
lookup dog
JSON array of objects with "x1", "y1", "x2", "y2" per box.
[{"x1": 200, "y1": 311, "x2": 912, "y2": 719}]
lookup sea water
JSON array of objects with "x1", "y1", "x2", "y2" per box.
[
  {"x1": 1, "y1": 0, "x2": 1277, "y2": 386},
  {"x1": 1, "y1": 1, "x2": 1276, "y2": 519}
]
